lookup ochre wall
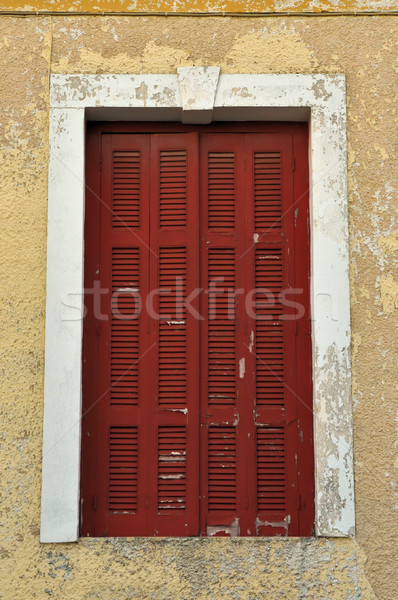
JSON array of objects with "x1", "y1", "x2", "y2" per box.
[{"x1": 0, "y1": 13, "x2": 397, "y2": 600}]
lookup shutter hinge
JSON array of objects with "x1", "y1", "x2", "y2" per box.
[
  {"x1": 292, "y1": 156, "x2": 296, "y2": 172},
  {"x1": 96, "y1": 324, "x2": 101, "y2": 337},
  {"x1": 92, "y1": 494, "x2": 97, "y2": 510},
  {"x1": 99, "y1": 156, "x2": 103, "y2": 171}
]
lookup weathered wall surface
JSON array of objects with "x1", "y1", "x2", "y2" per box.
[{"x1": 0, "y1": 13, "x2": 397, "y2": 600}]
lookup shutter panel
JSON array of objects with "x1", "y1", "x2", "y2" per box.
[
  {"x1": 200, "y1": 132, "x2": 300, "y2": 537},
  {"x1": 83, "y1": 134, "x2": 151, "y2": 536},
  {"x1": 82, "y1": 132, "x2": 200, "y2": 537},
  {"x1": 245, "y1": 135, "x2": 299, "y2": 536},
  {"x1": 147, "y1": 133, "x2": 200, "y2": 535},
  {"x1": 200, "y1": 134, "x2": 252, "y2": 536}
]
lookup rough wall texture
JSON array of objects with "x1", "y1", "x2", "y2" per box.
[{"x1": 0, "y1": 12, "x2": 397, "y2": 600}]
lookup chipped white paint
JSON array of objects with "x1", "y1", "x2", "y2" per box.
[
  {"x1": 50, "y1": 74, "x2": 180, "y2": 110},
  {"x1": 177, "y1": 66, "x2": 220, "y2": 124},
  {"x1": 239, "y1": 357, "x2": 246, "y2": 379},
  {"x1": 207, "y1": 517, "x2": 240, "y2": 537},
  {"x1": 42, "y1": 71, "x2": 354, "y2": 542},
  {"x1": 253, "y1": 233, "x2": 259, "y2": 244},
  {"x1": 116, "y1": 287, "x2": 139, "y2": 293},
  {"x1": 256, "y1": 515, "x2": 291, "y2": 535},
  {"x1": 249, "y1": 330, "x2": 254, "y2": 353},
  {"x1": 166, "y1": 320, "x2": 185, "y2": 325}
]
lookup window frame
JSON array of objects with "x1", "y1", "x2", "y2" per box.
[{"x1": 41, "y1": 70, "x2": 354, "y2": 542}]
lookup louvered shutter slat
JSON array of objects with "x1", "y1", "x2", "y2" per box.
[
  {"x1": 110, "y1": 248, "x2": 140, "y2": 405},
  {"x1": 158, "y1": 247, "x2": 187, "y2": 407},
  {"x1": 208, "y1": 248, "x2": 236, "y2": 406},
  {"x1": 255, "y1": 248, "x2": 285, "y2": 405},
  {"x1": 158, "y1": 426, "x2": 187, "y2": 510},
  {"x1": 108, "y1": 427, "x2": 138, "y2": 511},
  {"x1": 112, "y1": 150, "x2": 141, "y2": 228},
  {"x1": 208, "y1": 152, "x2": 235, "y2": 230},
  {"x1": 256, "y1": 428, "x2": 286, "y2": 511},
  {"x1": 208, "y1": 428, "x2": 237, "y2": 511}
]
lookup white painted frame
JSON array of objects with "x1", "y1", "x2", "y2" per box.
[{"x1": 41, "y1": 69, "x2": 354, "y2": 542}]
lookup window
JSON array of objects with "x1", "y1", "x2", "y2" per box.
[
  {"x1": 41, "y1": 71, "x2": 354, "y2": 542},
  {"x1": 80, "y1": 123, "x2": 313, "y2": 537}
]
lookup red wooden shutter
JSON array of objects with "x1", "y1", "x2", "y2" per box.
[
  {"x1": 146, "y1": 134, "x2": 200, "y2": 535},
  {"x1": 82, "y1": 132, "x2": 200, "y2": 536},
  {"x1": 246, "y1": 135, "x2": 304, "y2": 536},
  {"x1": 200, "y1": 136, "x2": 249, "y2": 536},
  {"x1": 200, "y1": 131, "x2": 309, "y2": 536},
  {"x1": 82, "y1": 124, "x2": 313, "y2": 538},
  {"x1": 82, "y1": 134, "x2": 151, "y2": 536}
]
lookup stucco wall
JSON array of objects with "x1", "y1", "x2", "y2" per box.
[{"x1": 0, "y1": 13, "x2": 397, "y2": 600}]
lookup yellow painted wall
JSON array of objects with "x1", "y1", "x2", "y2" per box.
[{"x1": 0, "y1": 11, "x2": 397, "y2": 600}]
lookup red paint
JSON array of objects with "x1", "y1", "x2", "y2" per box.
[{"x1": 81, "y1": 123, "x2": 313, "y2": 537}]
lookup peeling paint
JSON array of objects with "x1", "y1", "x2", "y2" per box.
[
  {"x1": 256, "y1": 514, "x2": 291, "y2": 535},
  {"x1": 249, "y1": 329, "x2": 254, "y2": 353},
  {"x1": 239, "y1": 357, "x2": 245, "y2": 379},
  {"x1": 166, "y1": 320, "x2": 185, "y2": 325},
  {"x1": 207, "y1": 517, "x2": 240, "y2": 537}
]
